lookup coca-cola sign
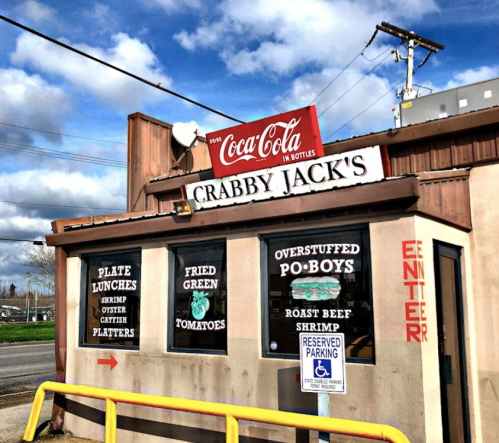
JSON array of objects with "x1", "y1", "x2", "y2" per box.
[{"x1": 206, "y1": 105, "x2": 324, "y2": 178}]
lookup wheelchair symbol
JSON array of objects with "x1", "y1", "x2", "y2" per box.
[{"x1": 313, "y1": 359, "x2": 331, "y2": 378}]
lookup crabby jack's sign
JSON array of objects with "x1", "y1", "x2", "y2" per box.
[
  {"x1": 206, "y1": 105, "x2": 324, "y2": 178},
  {"x1": 186, "y1": 146, "x2": 384, "y2": 210}
]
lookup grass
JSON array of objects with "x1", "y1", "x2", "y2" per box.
[{"x1": 0, "y1": 321, "x2": 55, "y2": 343}]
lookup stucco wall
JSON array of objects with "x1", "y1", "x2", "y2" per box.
[
  {"x1": 413, "y1": 217, "x2": 480, "y2": 442},
  {"x1": 468, "y1": 163, "x2": 499, "y2": 442},
  {"x1": 62, "y1": 214, "x2": 473, "y2": 442}
]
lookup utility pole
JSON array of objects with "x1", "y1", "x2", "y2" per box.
[
  {"x1": 26, "y1": 272, "x2": 31, "y2": 309},
  {"x1": 376, "y1": 22, "x2": 444, "y2": 100}
]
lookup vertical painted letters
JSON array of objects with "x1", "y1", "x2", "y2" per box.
[{"x1": 402, "y1": 240, "x2": 427, "y2": 342}]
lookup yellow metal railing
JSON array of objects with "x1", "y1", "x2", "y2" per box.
[{"x1": 23, "y1": 381, "x2": 411, "y2": 443}]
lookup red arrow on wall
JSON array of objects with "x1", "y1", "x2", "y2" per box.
[{"x1": 97, "y1": 355, "x2": 117, "y2": 370}]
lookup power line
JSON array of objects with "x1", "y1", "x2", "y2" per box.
[
  {"x1": 323, "y1": 76, "x2": 405, "y2": 142},
  {"x1": 0, "y1": 14, "x2": 245, "y2": 125},
  {"x1": 0, "y1": 139, "x2": 127, "y2": 168},
  {"x1": 323, "y1": 23, "x2": 443, "y2": 142},
  {"x1": 0, "y1": 138, "x2": 127, "y2": 164},
  {"x1": 0, "y1": 121, "x2": 126, "y2": 145},
  {"x1": 324, "y1": 58, "x2": 428, "y2": 142},
  {"x1": 317, "y1": 49, "x2": 395, "y2": 118},
  {"x1": 0, "y1": 142, "x2": 126, "y2": 168},
  {"x1": 0, "y1": 199, "x2": 125, "y2": 211},
  {"x1": 309, "y1": 51, "x2": 364, "y2": 106},
  {"x1": 309, "y1": 29, "x2": 379, "y2": 106},
  {"x1": 361, "y1": 45, "x2": 394, "y2": 62}
]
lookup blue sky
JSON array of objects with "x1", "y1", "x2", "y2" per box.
[{"x1": 0, "y1": 0, "x2": 497, "y2": 293}]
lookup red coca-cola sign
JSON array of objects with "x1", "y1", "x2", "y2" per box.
[{"x1": 206, "y1": 105, "x2": 324, "y2": 178}]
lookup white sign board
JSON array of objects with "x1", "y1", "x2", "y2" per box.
[
  {"x1": 299, "y1": 333, "x2": 346, "y2": 393},
  {"x1": 185, "y1": 146, "x2": 384, "y2": 211}
]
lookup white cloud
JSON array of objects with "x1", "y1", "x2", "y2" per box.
[
  {"x1": 0, "y1": 167, "x2": 126, "y2": 291},
  {"x1": 444, "y1": 66, "x2": 499, "y2": 90},
  {"x1": 420, "y1": 65, "x2": 499, "y2": 96},
  {"x1": 141, "y1": 0, "x2": 202, "y2": 14},
  {"x1": 0, "y1": 68, "x2": 72, "y2": 144},
  {"x1": 11, "y1": 32, "x2": 173, "y2": 109},
  {"x1": 14, "y1": 0, "x2": 56, "y2": 24},
  {"x1": 0, "y1": 215, "x2": 50, "y2": 234},
  {"x1": 278, "y1": 68, "x2": 395, "y2": 140},
  {"x1": 202, "y1": 112, "x2": 235, "y2": 133},
  {"x1": 0, "y1": 169, "x2": 126, "y2": 215},
  {"x1": 0, "y1": 241, "x2": 34, "y2": 292},
  {"x1": 420, "y1": 0, "x2": 499, "y2": 25},
  {"x1": 84, "y1": 3, "x2": 120, "y2": 34},
  {"x1": 174, "y1": 0, "x2": 439, "y2": 76},
  {"x1": 172, "y1": 0, "x2": 438, "y2": 137},
  {"x1": 0, "y1": 204, "x2": 54, "y2": 292}
]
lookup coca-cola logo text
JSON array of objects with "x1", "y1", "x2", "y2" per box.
[
  {"x1": 206, "y1": 105, "x2": 324, "y2": 178},
  {"x1": 218, "y1": 118, "x2": 302, "y2": 166}
]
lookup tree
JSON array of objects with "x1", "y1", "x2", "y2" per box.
[{"x1": 23, "y1": 244, "x2": 55, "y2": 293}]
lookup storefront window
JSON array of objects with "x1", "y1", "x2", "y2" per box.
[
  {"x1": 263, "y1": 227, "x2": 373, "y2": 362},
  {"x1": 82, "y1": 250, "x2": 141, "y2": 348},
  {"x1": 169, "y1": 241, "x2": 227, "y2": 354}
]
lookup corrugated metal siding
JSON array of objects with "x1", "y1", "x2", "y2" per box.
[
  {"x1": 475, "y1": 130, "x2": 497, "y2": 161},
  {"x1": 418, "y1": 174, "x2": 471, "y2": 229},
  {"x1": 390, "y1": 124, "x2": 499, "y2": 175},
  {"x1": 389, "y1": 141, "x2": 431, "y2": 175},
  {"x1": 127, "y1": 113, "x2": 212, "y2": 214},
  {"x1": 158, "y1": 190, "x2": 182, "y2": 213},
  {"x1": 127, "y1": 114, "x2": 172, "y2": 212},
  {"x1": 453, "y1": 133, "x2": 474, "y2": 165},
  {"x1": 431, "y1": 138, "x2": 452, "y2": 170}
]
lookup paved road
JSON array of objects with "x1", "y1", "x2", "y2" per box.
[
  {"x1": 0, "y1": 342, "x2": 56, "y2": 406},
  {"x1": 0, "y1": 342, "x2": 56, "y2": 442}
]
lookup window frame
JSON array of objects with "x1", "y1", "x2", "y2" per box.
[
  {"x1": 79, "y1": 248, "x2": 142, "y2": 350},
  {"x1": 260, "y1": 224, "x2": 375, "y2": 364},
  {"x1": 168, "y1": 238, "x2": 228, "y2": 356}
]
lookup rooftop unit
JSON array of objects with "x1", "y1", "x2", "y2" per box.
[{"x1": 395, "y1": 77, "x2": 499, "y2": 127}]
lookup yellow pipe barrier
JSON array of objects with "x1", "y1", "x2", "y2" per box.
[
  {"x1": 23, "y1": 381, "x2": 410, "y2": 443},
  {"x1": 226, "y1": 414, "x2": 239, "y2": 443},
  {"x1": 105, "y1": 398, "x2": 117, "y2": 443}
]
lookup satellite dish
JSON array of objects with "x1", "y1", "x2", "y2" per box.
[{"x1": 172, "y1": 122, "x2": 199, "y2": 148}]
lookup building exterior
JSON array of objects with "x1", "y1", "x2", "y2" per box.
[{"x1": 46, "y1": 106, "x2": 499, "y2": 442}]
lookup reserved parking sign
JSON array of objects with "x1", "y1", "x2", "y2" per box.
[{"x1": 299, "y1": 333, "x2": 346, "y2": 393}]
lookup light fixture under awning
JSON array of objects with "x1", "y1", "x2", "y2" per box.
[{"x1": 173, "y1": 199, "x2": 196, "y2": 216}]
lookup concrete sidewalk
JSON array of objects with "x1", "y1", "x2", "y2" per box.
[
  {"x1": 0, "y1": 400, "x2": 100, "y2": 443},
  {"x1": 0, "y1": 398, "x2": 52, "y2": 443}
]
